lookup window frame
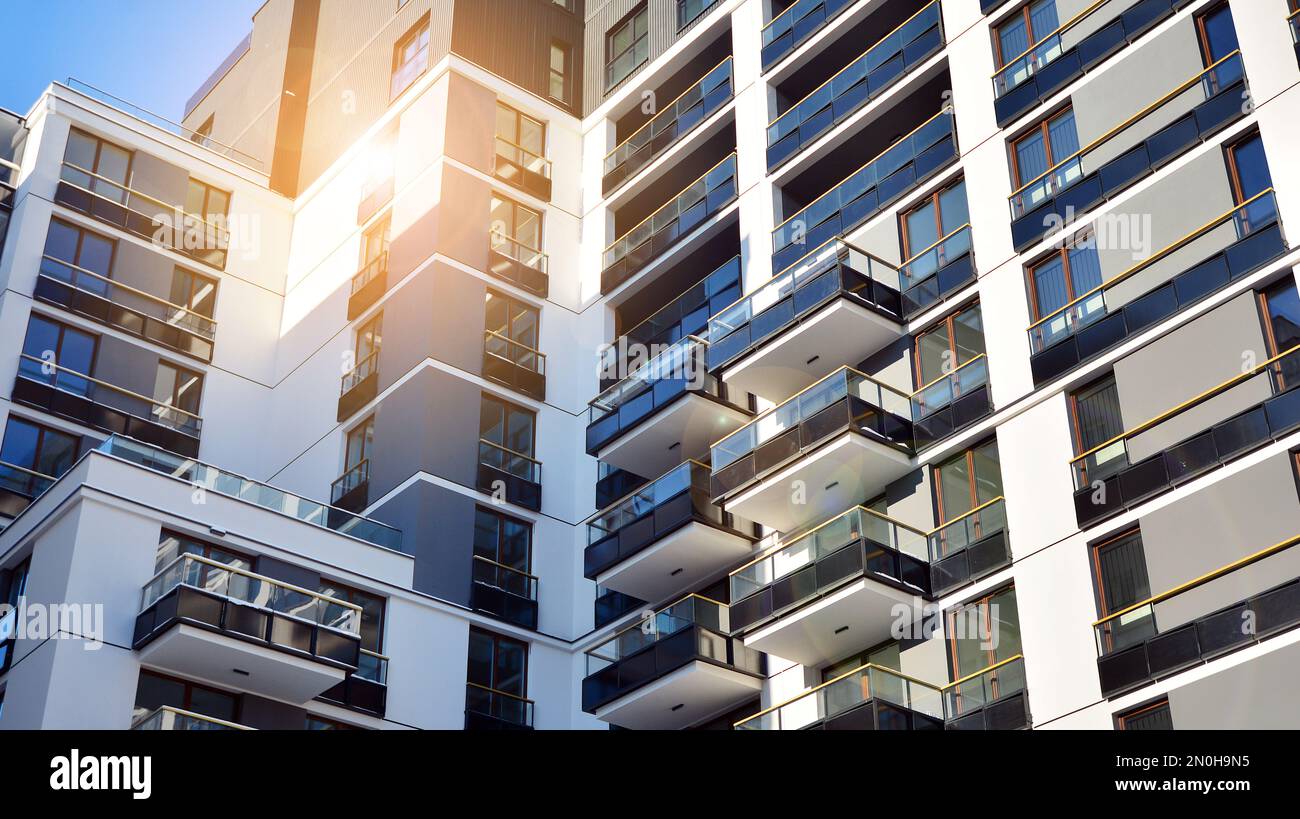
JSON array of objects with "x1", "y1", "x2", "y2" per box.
[
  {"x1": 605, "y1": 5, "x2": 649, "y2": 91},
  {"x1": 0, "y1": 416, "x2": 80, "y2": 483},
  {"x1": 1115, "y1": 697, "x2": 1173, "y2": 730},
  {"x1": 153, "y1": 360, "x2": 204, "y2": 417},
  {"x1": 467, "y1": 626, "x2": 530, "y2": 697},
  {"x1": 1024, "y1": 233, "x2": 1100, "y2": 323},
  {"x1": 1088, "y1": 526, "x2": 1149, "y2": 618},
  {"x1": 64, "y1": 128, "x2": 134, "y2": 202},
  {"x1": 549, "y1": 40, "x2": 573, "y2": 104},
  {"x1": 1193, "y1": 1, "x2": 1236, "y2": 67},
  {"x1": 390, "y1": 15, "x2": 432, "y2": 101},
  {"x1": 932, "y1": 437, "x2": 1002, "y2": 526},
  {"x1": 899, "y1": 178, "x2": 968, "y2": 262},
  {"x1": 134, "y1": 669, "x2": 240, "y2": 725},
  {"x1": 1224, "y1": 131, "x2": 1269, "y2": 206},
  {"x1": 473, "y1": 504, "x2": 534, "y2": 577},
  {"x1": 344, "y1": 416, "x2": 375, "y2": 472},
  {"x1": 490, "y1": 192, "x2": 544, "y2": 257},
  {"x1": 1009, "y1": 105, "x2": 1075, "y2": 190},
  {"x1": 992, "y1": 0, "x2": 1059, "y2": 69},
  {"x1": 946, "y1": 584, "x2": 1020, "y2": 681},
  {"x1": 912, "y1": 302, "x2": 984, "y2": 391},
  {"x1": 23, "y1": 314, "x2": 99, "y2": 383},
  {"x1": 169, "y1": 265, "x2": 219, "y2": 319}
]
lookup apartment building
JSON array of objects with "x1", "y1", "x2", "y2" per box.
[{"x1": 0, "y1": 0, "x2": 1298, "y2": 731}]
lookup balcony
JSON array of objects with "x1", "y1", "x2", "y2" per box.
[
  {"x1": 470, "y1": 554, "x2": 538, "y2": 630},
  {"x1": 595, "y1": 585, "x2": 644, "y2": 629},
  {"x1": 728, "y1": 497, "x2": 1011, "y2": 663},
  {"x1": 477, "y1": 439, "x2": 542, "y2": 512},
  {"x1": 710, "y1": 367, "x2": 914, "y2": 532},
  {"x1": 601, "y1": 154, "x2": 738, "y2": 296},
  {"x1": 1095, "y1": 534, "x2": 1300, "y2": 698},
  {"x1": 581, "y1": 594, "x2": 763, "y2": 729},
  {"x1": 706, "y1": 237, "x2": 903, "y2": 404},
  {"x1": 771, "y1": 109, "x2": 956, "y2": 274},
  {"x1": 131, "y1": 706, "x2": 253, "y2": 731},
  {"x1": 464, "y1": 682, "x2": 535, "y2": 730},
  {"x1": 319, "y1": 649, "x2": 389, "y2": 716},
  {"x1": 766, "y1": 1, "x2": 944, "y2": 170},
  {"x1": 35, "y1": 256, "x2": 217, "y2": 362},
  {"x1": 1072, "y1": 343, "x2": 1300, "y2": 529},
  {"x1": 337, "y1": 350, "x2": 378, "y2": 422},
  {"x1": 899, "y1": 223, "x2": 975, "y2": 317},
  {"x1": 330, "y1": 459, "x2": 369, "y2": 514},
  {"x1": 600, "y1": 256, "x2": 740, "y2": 392},
  {"x1": 101, "y1": 435, "x2": 404, "y2": 551},
  {"x1": 133, "y1": 553, "x2": 363, "y2": 703},
  {"x1": 492, "y1": 135, "x2": 552, "y2": 201},
  {"x1": 735, "y1": 655, "x2": 1030, "y2": 729},
  {"x1": 487, "y1": 234, "x2": 549, "y2": 298},
  {"x1": 55, "y1": 162, "x2": 229, "y2": 270},
  {"x1": 728, "y1": 505, "x2": 929, "y2": 667},
  {"x1": 603, "y1": 58, "x2": 734, "y2": 196},
  {"x1": 0, "y1": 460, "x2": 56, "y2": 518},
  {"x1": 1009, "y1": 51, "x2": 1249, "y2": 253},
  {"x1": 1030, "y1": 189, "x2": 1286, "y2": 386},
  {"x1": 911, "y1": 354, "x2": 993, "y2": 450},
  {"x1": 585, "y1": 460, "x2": 756, "y2": 602},
  {"x1": 348, "y1": 252, "x2": 388, "y2": 321},
  {"x1": 482, "y1": 330, "x2": 546, "y2": 401},
  {"x1": 1291, "y1": 8, "x2": 1300, "y2": 66},
  {"x1": 761, "y1": 0, "x2": 859, "y2": 71},
  {"x1": 13, "y1": 354, "x2": 202, "y2": 458},
  {"x1": 992, "y1": 0, "x2": 1198, "y2": 128},
  {"x1": 587, "y1": 336, "x2": 751, "y2": 479}
]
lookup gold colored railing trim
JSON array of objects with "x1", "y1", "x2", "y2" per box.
[
  {"x1": 1028, "y1": 186, "x2": 1274, "y2": 332},
  {"x1": 41, "y1": 254, "x2": 218, "y2": 327},
  {"x1": 729, "y1": 495, "x2": 1006, "y2": 576},
  {"x1": 1008, "y1": 50, "x2": 1242, "y2": 200},
  {"x1": 585, "y1": 459, "x2": 711, "y2": 525},
  {"x1": 494, "y1": 135, "x2": 552, "y2": 172},
  {"x1": 19, "y1": 353, "x2": 203, "y2": 422},
  {"x1": 466, "y1": 680, "x2": 536, "y2": 704},
  {"x1": 943, "y1": 653, "x2": 1024, "y2": 690},
  {"x1": 484, "y1": 329, "x2": 547, "y2": 360},
  {"x1": 1070, "y1": 338, "x2": 1300, "y2": 464},
  {"x1": 772, "y1": 108, "x2": 950, "y2": 235},
  {"x1": 990, "y1": 0, "x2": 1109, "y2": 80},
  {"x1": 589, "y1": 592, "x2": 727, "y2": 650},
  {"x1": 766, "y1": 1, "x2": 942, "y2": 128},
  {"x1": 133, "y1": 706, "x2": 254, "y2": 731},
  {"x1": 605, "y1": 57, "x2": 734, "y2": 162},
  {"x1": 1095, "y1": 534, "x2": 1300, "y2": 626},
  {"x1": 604, "y1": 153, "x2": 737, "y2": 254},
  {"x1": 62, "y1": 161, "x2": 231, "y2": 236},
  {"x1": 478, "y1": 437, "x2": 542, "y2": 466},
  {"x1": 615, "y1": 255, "x2": 741, "y2": 344},
  {"x1": 910, "y1": 353, "x2": 987, "y2": 397},
  {"x1": 471, "y1": 553, "x2": 539, "y2": 580},
  {"x1": 146, "y1": 552, "x2": 364, "y2": 615},
  {"x1": 490, "y1": 230, "x2": 547, "y2": 261},
  {"x1": 361, "y1": 648, "x2": 390, "y2": 661},
  {"x1": 899, "y1": 222, "x2": 971, "y2": 270},
  {"x1": 0, "y1": 459, "x2": 58, "y2": 482},
  {"x1": 709, "y1": 363, "x2": 910, "y2": 452}
]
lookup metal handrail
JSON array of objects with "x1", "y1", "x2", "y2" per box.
[
  {"x1": 484, "y1": 329, "x2": 547, "y2": 374},
  {"x1": 341, "y1": 350, "x2": 379, "y2": 395},
  {"x1": 991, "y1": 0, "x2": 1108, "y2": 90},
  {"x1": 39, "y1": 255, "x2": 217, "y2": 338},
  {"x1": 61, "y1": 161, "x2": 232, "y2": 239},
  {"x1": 18, "y1": 353, "x2": 203, "y2": 427},
  {"x1": 603, "y1": 152, "x2": 737, "y2": 257},
  {"x1": 131, "y1": 705, "x2": 254, "y2": 731},
  {"x1": 605, "y1": 56, "x2": 734, "y2": 168},
  {"x1": 493, "y1": 135, "x2": 552, "y2": 178}
]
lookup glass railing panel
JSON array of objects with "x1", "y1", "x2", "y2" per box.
[
  {"x1": 1009, "y1": 52, "x2": 1245, "y2": 219},
  {"x1": 98, "y1": 435, "x2": 403, "y2": 551},
  {"x1": 351, "y1": 252, "x2": 388, "y2": 295},
  {"x1": 494, "y1": 136, "x2": 551, "y2": 179},
  {"x1": 589, "y1": 335, "x2": 710, "y2": 422},
  {"x1": 356, "y1": 650, "x2": 390, "y2": 684},
  {"x1": 911, "y1": 354, "x2": 989, "y2": 420},
  {"x1": 471, "y1": 555, "x2": 539, "y2": 600},
  {"x1": 341, "y1": 351, "x2": 378, "y2": 394},
  {"x1": 478, "y1": 439, "x2": 541, "y2": 483},
  {"x1": 465, "y1": 682, "x2": 535, "y2": 727},
  {"x1": 485, "y1": 330, "x2": 546, "y2": 375},
  {"x1": 944, "y1": 656, "x2": 1027, "y2": 715},
  {"x1": 898, "y1": 224, "x2": 972, "y2": 293},
  {"x1": 928, "y1": 497, "x2": 1007, "y2": 560},
  {"x1": 604, "y1": 58, "x2": 733, "y2": 177},
  {"x1": 40, "y1": 256, "x2": 217, "y2": 339},
  {"x1": 132, "y1": 707, "x2": 252, "y2": 731},
  {"x1": 331, "y1": 459, "x2": 369, "y2": 502},
  {"x1": 0, "y1": 461, "x2": 57, "y2": 499},
  {"x1": 587, "y1": 461, "x2": 698, "y2": 542},
  {"x1": 585, "y1": 594, "x2": 727, "y2": 673}
]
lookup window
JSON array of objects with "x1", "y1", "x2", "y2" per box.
[
  {"x1": 154, "y1": 531, "x2": 252, "y2": 601},
  {"x1": 1027, "y1": 236, "x2": 1102, "y2": 323},
  {"x1": 43, "y1": 219, "x2": 115, "y2": 297},
  {"x1": 152, "y1": 361, "x2": 203, "y2": 427},
  {"x1": 490, "y1": 193, "x2": 543, "y2": 263},
  {"x1": 19, "y1": 315, "x2": 97, "y2": 397},
  {"x1": 934, "y1": 439, "x2": 1002, "y2": 525},
  {"x1": 185, "y1": 178, "x2": 231, "y2": 225},
  {"x1": 1069, "y1": 374, "x2": 1126, "y2": 483},
  {"x1": 169, "y1": 266, "x2": 219, "y2": 320},
  {"x1": 306, "y1": 715, "x2": 358, "y2": 730},
  {"x1": 362, "y1": 217, "x2": 391, "y2": 269},
  {"x1": 1226, "y1": 134, "x2": 1271, "y2": 206},
  {"x1": 678, "y1": 0, "x2": 714, "y2": 29},
  {"x1": 466, "y1": 627, "x2": 529, "y2": 724},
  {"x1": 1010, "y1": 107, "x2": 1079, "y2": 211},
  {"x1": 947, "y1": 585, "x2": 1021, "y2": 679},
  {"x1": 318, "y1": 579, "x2": 385, "y2": 656},
  {"x1": 63, "y1": 129, "x2": 132, "y2": 204},
  {"x1": 473, "y1": 506, "x2": 533, "y2": 598},
  {"x1": 605, "y1": 6, "x2": 648, "y2": 90},
  {"x1": 993, "y1": 0, "x2": 1059, "y2": 69},
  {"x1": 1117, "y1": 698, "x2": 1173, "y2": 730},
  {"x1": 549, "y1": 41, "x2": 572, "y2": 104},
  {"x1": 496, "y1": 102, "x2": 546, "y2": 173},
  {"x1": 133, "y1": 670, "x2": 238, "y2": 726},
  {"x1": 913, "y1": 304, "x2": 985, "y2": 389},
  {"x1": 1196, "y1": 2, "x2": 1238, "y2": 67},
  {"x1": 901, "y1": 179, "x2": 969, "y2": 262},
  {"x1": 485, "y1": 289, "x2": 540, "y2": 371},
  {"x1": 479, "y1": 394, "x2": 536, "y2": 481},
  {"x1": 1, "y1": 557, "x2": 31, "y2": 671},
  {"x1": 1259, "y1": 278, "x2": 1300, "y2": 387},
  {"x1": 391, "y1": 17, "x2": 431, "y2": 100},
  {"x1": 1091, "y1": 528, "x2": 1149, "y2": 617},
  {"x1": 344, "y1": 417, "x2": 375, "y2": 477},
  {"x1": 354, "y1": 314, "x2": 383, "y2": 374},
  {"x1": 552, "y1": 0, "x2": 574, "y2": 11},
  {"x1": 0, "y1": 417, "x2": 80, "y2": 492}
]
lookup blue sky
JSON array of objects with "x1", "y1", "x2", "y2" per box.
[{"x1": 0, "y1": 0, "x2": 266, "y2": 119}]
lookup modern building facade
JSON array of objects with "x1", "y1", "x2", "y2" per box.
[{"x1": 1, "y1": 0, "x2": 1299, "y2": 731}]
